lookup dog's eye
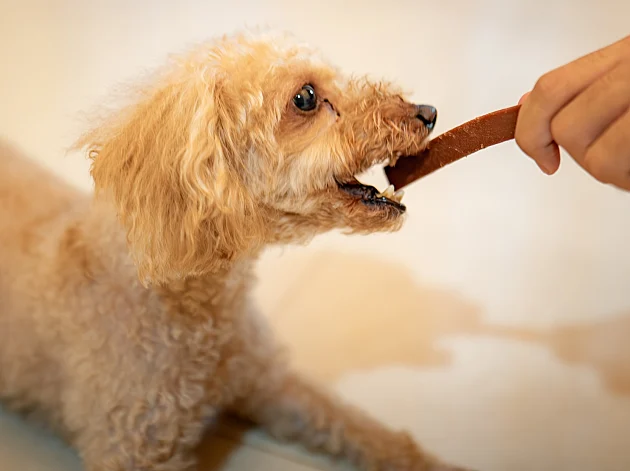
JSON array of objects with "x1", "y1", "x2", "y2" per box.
[{"x1": 293, "y1": 84, "x2": 317, "y2": 112}]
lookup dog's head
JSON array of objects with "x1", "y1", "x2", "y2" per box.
[{"x1": 78, "y1": 31, "x2": 436, "y2": 283}]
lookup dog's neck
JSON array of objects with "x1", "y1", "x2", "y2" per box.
[
  {"x1": 82, "y1": 198, "x2": 260, "y2": 309},
  {"x1": 153, "y1": 259, "x2": 255, "y2": 319}
]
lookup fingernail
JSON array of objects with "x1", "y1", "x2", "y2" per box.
[
  {"x1": 536, "y1": 146, "x2": 561, "y2": 175},
  {"x1": 539, "y1": 162, "x2": 555, "y2": 175},
  {"x1": 538, "y1": 157, "x2": 560, "y2": 175}
]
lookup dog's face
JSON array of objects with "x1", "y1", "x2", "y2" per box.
[
  {"x1": 79, "y1": 31, "x2": 436, "y2": 282},
  {"x1": 217, "y1": 34, "x2": 436, "y2": 240},
  {"x1": 266, "y1": 66, "x2": 436, "y2": 240}
]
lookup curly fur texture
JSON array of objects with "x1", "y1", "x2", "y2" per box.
[{"x1": 0, "y1": 30, "x2": 471, "y2": 471}]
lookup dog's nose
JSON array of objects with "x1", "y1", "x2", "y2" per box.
[{"x1": 415, "y1": 104, "x2": 437, "y2": 130}]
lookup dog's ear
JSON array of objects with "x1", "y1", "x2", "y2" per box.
[{"x1": 76, "y1": 69, "x2": 262, "y2": 284}]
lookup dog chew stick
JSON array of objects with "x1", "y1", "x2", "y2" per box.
[{"x1": 384, "y1": 104, "x2": 521, "y2": 189}]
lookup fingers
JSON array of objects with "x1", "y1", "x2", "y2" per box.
[
  {"x1": 551, "y1": 59, "x2": 630, "y2": 170},
  {"x1": 515, "y1": 35, "x2": 630, "y2": 173},
  {"x1": 581, "y1": 107, "x2": 630, "y2": 191}
]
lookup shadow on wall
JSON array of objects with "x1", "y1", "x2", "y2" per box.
[{"x1": 265, "y1": 250, "x2": 630, "y2": 397}]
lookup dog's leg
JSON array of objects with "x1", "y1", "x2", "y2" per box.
[
  {"x1": 80, "y1": 432, "x2": 200, "y2": 471},
  {"x1": 76, "y1": 403, "x2": 215, "y2": 471},
  {"x1": 79, "y1": 428, "x2": 202, "y2": 471},
  {"x1": 234, "y1": 368, "x2": 473, "y2": 471}
]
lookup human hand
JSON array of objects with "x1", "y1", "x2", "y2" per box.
[{"x1": 515, "y1": 35, "x2": 630, "y2": 191}]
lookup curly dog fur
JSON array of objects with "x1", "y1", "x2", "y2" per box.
[{"x1": 0, "y1": 30, "x2": 471, "y2": 471}]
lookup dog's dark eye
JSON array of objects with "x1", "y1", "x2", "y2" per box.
[{"x1": 293, "y1": 84, "x2": 317, "y2": 112}]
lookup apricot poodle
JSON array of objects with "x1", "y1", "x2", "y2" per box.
[{"x1": 0, "y1": 30, "x2": 471, "y2": 471}]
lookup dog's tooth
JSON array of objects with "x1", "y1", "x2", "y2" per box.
[
  {"x1": 393, "y1": 189, "x2": 405, "y2": 202},
  {"x1": 382, "y1": 184, "x2": 395, "y2": 199}
]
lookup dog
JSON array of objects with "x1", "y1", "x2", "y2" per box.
[{"x1": 0, "y1": 30, "x2": 471, "y2": 471}]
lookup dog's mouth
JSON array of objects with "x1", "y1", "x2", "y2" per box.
[
  {"x1": 337, "y1": 178, "x2": 405, "y2": 212},
  {"x1": 332, "y1": 131, "x2": 433, "y2": 215},
  {"x1": 336, "y1": 155, "x2": 406, "y2": 213}
]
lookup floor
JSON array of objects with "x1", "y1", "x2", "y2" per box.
[{"x1": 1, "y1": 1, "x2": 630, "y2": 470}]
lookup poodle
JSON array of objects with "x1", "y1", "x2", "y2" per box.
[{"x1": 0, "y1": 30, "x2": 470, "y2": 471}]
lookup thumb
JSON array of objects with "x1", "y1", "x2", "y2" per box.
[
  {"x1": 516, "y1": 91, "x2": 561, "y2": 174},
  {"x1": 518, "y1": 92, "x2": 531, "y2": 105}
]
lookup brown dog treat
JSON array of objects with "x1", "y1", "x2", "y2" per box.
[{"x1": 384, "y1": 104, "x2": 521, "y2": 189}]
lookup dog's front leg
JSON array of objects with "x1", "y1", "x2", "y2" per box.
[
  {"x1": 77, "y1": 402, "x2": 217, "y2": 471},
  {"x1": 234, "y1": 369, "x2": 473, "y2": 471}
]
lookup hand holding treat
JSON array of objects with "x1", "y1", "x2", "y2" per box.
[
  {"x1": 515, "y1": 35, "x2": 630, "y2": 191},
  {"x1": 386, "y1": 36, "x2": 630, "y2": 192}
]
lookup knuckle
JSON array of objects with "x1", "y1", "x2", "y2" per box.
[
  {"x1": 534, "y1": 72, "x2": 562, "y2": 100},
  {"x1": 602, "y1": 59, "x2": 630, "y2": 88}
]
